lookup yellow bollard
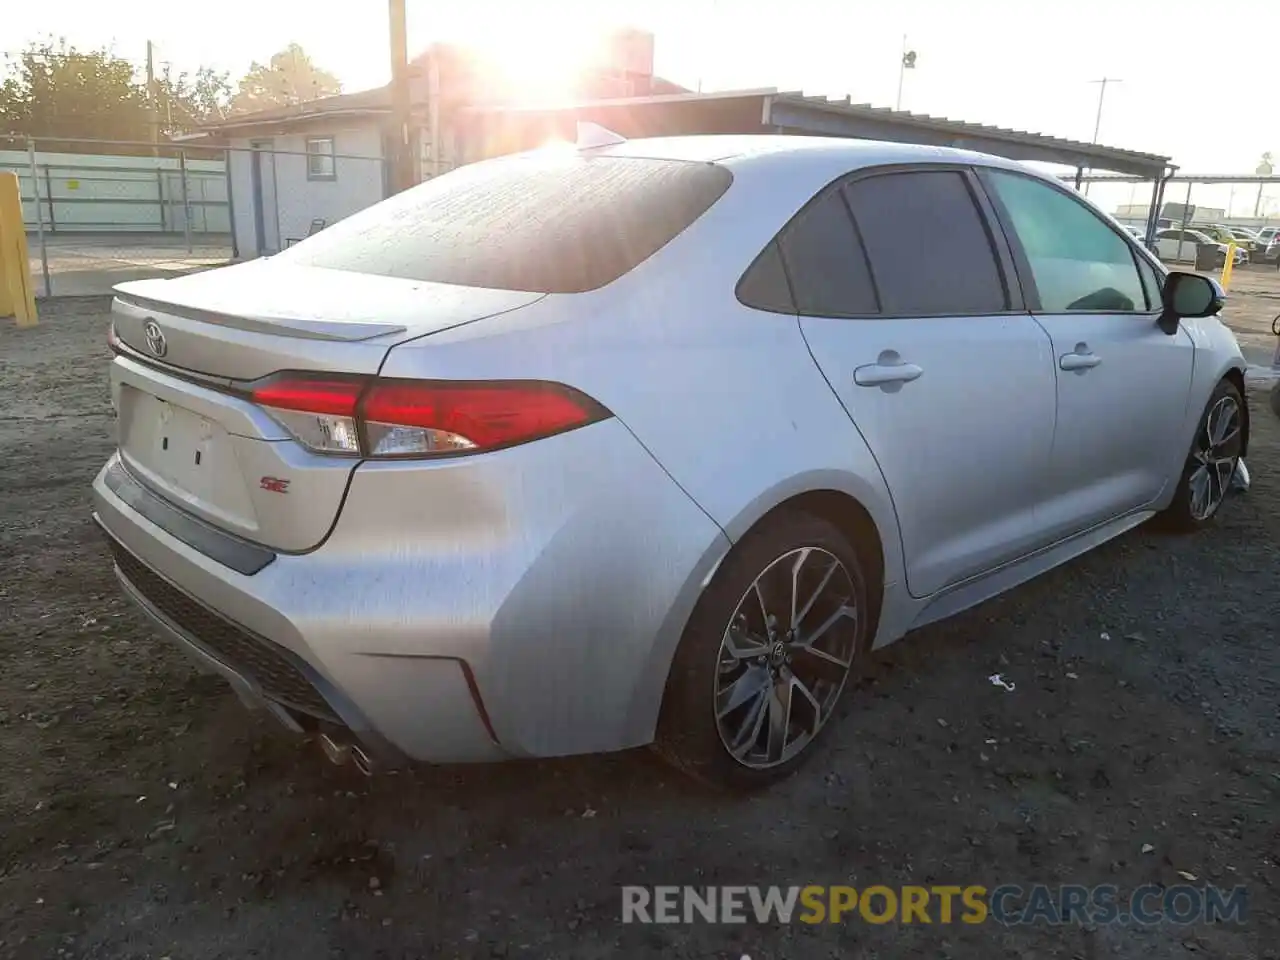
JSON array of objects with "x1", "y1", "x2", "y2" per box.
[
  {"x1": 1220, "y1": 241, "x2": 1236, "y2": 291},
  {"x1": 0, "y1": 172, "x2": 38, "y2": 327}
]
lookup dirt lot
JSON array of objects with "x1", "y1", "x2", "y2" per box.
[{"x1": 1, "y1": 299, "x2": 1278, "y2": 960}]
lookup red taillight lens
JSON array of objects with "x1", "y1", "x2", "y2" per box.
[
  {"x1": 248, "y1": 374, "x2": 608, "y2": 459},
  {"x1": 250, "y1": 377, "x2": 363, "y2": 417}
]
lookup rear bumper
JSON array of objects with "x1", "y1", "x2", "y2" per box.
[
  {"x1": 92, "y1": 418, "x2": 729, "y2": 764},
  {"x1": 98, "y1": 518, "x2": 412, "y2": 767}
]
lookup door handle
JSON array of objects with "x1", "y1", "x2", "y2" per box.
[
  {"x1": 1059, "y1": 352, "x2": 1102, "y2": 371},
  {"x1": 853, "y1": 362, "x2": 924, "y2": 387}
]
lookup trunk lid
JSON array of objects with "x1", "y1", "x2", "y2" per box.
[
  {"x1": 109, "y1": 261, "x2": 544, "y2": 552},
  {"x1": 112, "y1": 260, "x2": 543, "y2": 379}
]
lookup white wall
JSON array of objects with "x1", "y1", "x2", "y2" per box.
[
  {"x1": 228, "y1": 125, "x2": 386, "y2": 258},
  {"x1": 0, "y1": 149, "x2": 229, "y2": 234}
]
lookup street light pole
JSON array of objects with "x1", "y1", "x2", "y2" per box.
[
  {"x1": 896, "y1": 36, "x2": 916, "y2": 111},
  {"x1": 1082, "y1": 77, "x2": 1121, "y2": 195}
]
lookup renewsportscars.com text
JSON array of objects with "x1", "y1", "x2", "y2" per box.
[{"x1": 621, "y1": 884, "x2": 1248, "y2": 926}]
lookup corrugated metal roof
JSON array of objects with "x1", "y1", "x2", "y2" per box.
[{"x1": 770, "y1": 92, "x2": 1170, "y2": 172}]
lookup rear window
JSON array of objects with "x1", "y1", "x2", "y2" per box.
[{"x1": 278, "y1": 154, "x2": 733, "y2": 293}]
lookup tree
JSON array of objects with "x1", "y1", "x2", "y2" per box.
[
  {"x1": 1257, "y1": 151, "x2": 1274, "y2": 176},
  {"x1": 229, "y1": 43, "x2": 341, "y2": 114},
  {"x1": 0, "y1": 38, "x2": 230, "y2": 144},
  {"x1": 0, "y1": 39, "x2": 149, "y2": 141},
  {"x1": 156, "y1": 65, "x2": 232, "y2": 133}
]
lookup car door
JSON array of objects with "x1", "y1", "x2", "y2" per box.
[
  {"x1": 787, "y1": 166, "x2": 1058, "y2": 598},
  {"x1": 979, "y1": 167, "x2": 1195, "y2": 539}
]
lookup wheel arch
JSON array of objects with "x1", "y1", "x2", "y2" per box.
[
  {"x1": 1222, "y1": 366, "x2": 1249, "y2": 457},
  {"x1": 624, "y1": 476, "x2": 901, "y2": 747},
  {"x1": 738, "y1": 489, "x2": 888, "y2": 640}
]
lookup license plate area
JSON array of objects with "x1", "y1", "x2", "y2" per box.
[{"x1": 118, "y1": 385, "x2": 259, "y2": 531}]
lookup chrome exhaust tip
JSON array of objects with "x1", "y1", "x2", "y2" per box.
[
  {"x1": 319, "y1": 732, "x2": 351, "y2": 767},
  {"x1": 318, "y1": 733, "x2": 374, "y2": 776},
  {"x1": 351, "y1": 744, "x2": 374, "y2": 777}
]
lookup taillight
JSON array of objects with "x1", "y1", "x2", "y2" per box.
[
  {"x1": 251, "y1": 376, "x2": 365, "y2": 455},
  {"x1": 249, "y1": 374, "x2": 609, "y2": 459}
]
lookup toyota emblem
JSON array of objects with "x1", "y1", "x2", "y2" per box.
[{"x1": 143, "y1": 320, "x2": 168, "y2": 358}]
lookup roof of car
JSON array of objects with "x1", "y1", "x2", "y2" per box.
[{"x1": 587, "y1": 134, "x2": 1023, "y2": 170}]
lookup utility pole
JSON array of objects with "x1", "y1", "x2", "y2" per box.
[
  {"x1": 1082, "y1": 77, "x2": 1121, "y2": 195},
  {"x1": 146, "y1": 41, "x2": 160, "y2": 157},
  {"x1": 387, "y1": 0, "x2": 415, "y2": 194}
]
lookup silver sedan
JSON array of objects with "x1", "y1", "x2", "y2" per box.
[{"x1": 94, "y1": 134, "x2": 1250, "y2": 790}]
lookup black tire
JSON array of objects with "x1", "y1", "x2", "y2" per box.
[
  {"x1": 653, "y1": 510, "x2": 870, "y2": 791},
  {"x1": 1269, "y1": 381, "x2": 1280, "y2": 421},
  {"x1": 1159, "y1": 378, "x2": 1245, "y2": 532}
]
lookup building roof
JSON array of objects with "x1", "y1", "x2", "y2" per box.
[
  {"x1": 201, "y1": 87, "x2": 391, "y2": 132},
  {"x1": 201, "y1": 65, "x2": 690, "y2": 136},
  {"x1": 203, "y1": 80, "x2": 1171, "y2": 178},
  {"x1": 464, "y1": 88, "x2": 1170, "y2": 177},
  {"x1": 766, "y1": 92, "x2": 1170, "y2": 177}
]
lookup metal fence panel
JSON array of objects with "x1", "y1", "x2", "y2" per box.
[{"x1": 6, "y1": 136, "x2": 390, "y2": 296}]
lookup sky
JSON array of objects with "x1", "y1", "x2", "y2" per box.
[{"x1": 7, "y1": 0, "x2": 1280, "y2": 214}]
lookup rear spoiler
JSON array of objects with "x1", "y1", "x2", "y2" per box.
[{"x1": 112, "y1": 289, "x2": 406, "y2": 343}]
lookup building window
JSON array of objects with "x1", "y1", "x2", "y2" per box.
[{"x1": 306, "y1": 137, "x2": 336, "y2": 180}]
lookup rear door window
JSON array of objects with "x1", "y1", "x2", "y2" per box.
[
  {"x1": 776, "y1": 191, "x2": 879, "y2": 316},
  {"x1": 279, "y1": 155, "x2": 732, "y2": 293},
  {"x1": 736, "y1": 242, "x2": 795, "y2": 313},
  {"x1": 843, "y1": 170, "x2": 1009, "y2": 316}
]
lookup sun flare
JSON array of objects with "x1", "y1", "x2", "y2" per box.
[{"x1": 464, "y1": 18, "x2": 611, "y2": 102}]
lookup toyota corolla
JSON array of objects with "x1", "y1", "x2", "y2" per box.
[{"x1": 93, "y1": 134, "x2": 1249, "y2": 789}]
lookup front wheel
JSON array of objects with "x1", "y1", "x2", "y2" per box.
[
  {"x1": 654, "y1": 511, "x2": 869, "y2": 791},
  {"x1": 1160, "y1": 379, "x2": 1244, "y2": 530}
]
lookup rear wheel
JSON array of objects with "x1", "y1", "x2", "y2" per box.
[
  {"x1": 654, "y1": 511, "x2": 869, "y2": 790},
  {"x1": 1160, "y1": 378, "x2": 1244, "y2": 530}
]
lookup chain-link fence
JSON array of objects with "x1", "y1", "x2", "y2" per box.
[{"x1": 3, "y1": 136, "x2": 388, "y2": 297}]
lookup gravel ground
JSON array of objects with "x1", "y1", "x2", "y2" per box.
[{"x1": 1, "y1": 299, "x2": 1277, "y2": 960}]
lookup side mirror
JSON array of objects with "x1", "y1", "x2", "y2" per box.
[{"x1": 1158, "y1": 271, "x2": 1224, "y2": 335}]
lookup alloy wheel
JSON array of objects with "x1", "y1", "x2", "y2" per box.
[
  {"x1": 1188, "y1": 394, "x2": 1242, "y2": 521},
  {"x1": 713, "y1": 547, "x2": 858, "y2": 769}
]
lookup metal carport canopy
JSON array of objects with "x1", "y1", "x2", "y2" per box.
[{"x1": 765, "y1": 92, "x2": 1169, "y2": 178}]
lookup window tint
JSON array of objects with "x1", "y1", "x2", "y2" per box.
[
  {"x1": 280, "y1": 155, "x2": 732, "y2": 293},
  {"x1": 843, "y1": 170, "x2": 1007, "y2": 315},
  {"x1": 986, "y1": 170, "x2": 1146, "y2": 313},
  {"x1": 777, "y1": 191, "x2": 878, "y2": 316},
  {"x1": 737, "y1": 242, "x2": 795, "y2": 313}
]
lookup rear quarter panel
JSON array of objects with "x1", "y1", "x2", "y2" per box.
[{"x1": 379, "y1": 154, "x2": 908, "y2": 599}]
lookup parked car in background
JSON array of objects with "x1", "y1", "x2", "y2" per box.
[
  {"x1": 1194, "y1": 224, "x2": 1241, "y2": 248},
  {"x1": 1253, "y1": 226, "x2": 1280, "y2": 264},
  {"x1": 1122, "y1": 224, "x2": 1157, "y2": 254},
  {"x1": 1154, "y1": 228, "x2": 1208, "y2": 263},
  {"x1": 1202, "y1": 226, "x2": 1252, "y2": 265},
  {"x1": 1153, "y1": 228, "x2": 1245, "y2": 267},
  {"x1": 1227, "y1": 226, "x2": 1258, "y2": 245},
  {"x1": 93, "y1": 135, "x2": 1251, "y2": 789}
]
